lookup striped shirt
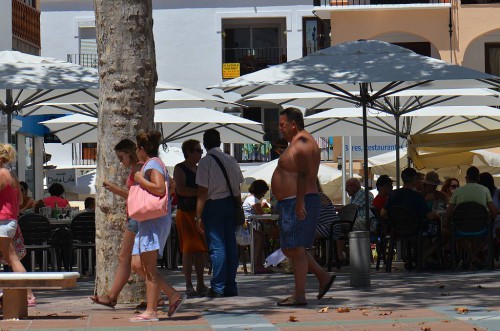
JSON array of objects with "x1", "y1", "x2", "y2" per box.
[
  {"x1": 196, "y1": 147, "x2": 244, "y2": 201},
  {"x1": 316, "y1": 192, "x2": 341, "y2": 240}
]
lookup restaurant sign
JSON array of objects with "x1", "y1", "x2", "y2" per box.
[
  {"x1": 222, "y1": 63, "x2": 240, "y2": 79},
  {"x1": 47, "y1": 169, "x2": 77, "y2": 190}
]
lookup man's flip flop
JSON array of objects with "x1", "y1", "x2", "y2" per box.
[
  {"x1": 277, "y1": 297, "x2": 307, "y2": 306},
  {"x1": 129, "y1": 314, "x2": 159, "y2": 323},
  {"x1": 167, "y1": 293, "x2": 187, "y2": 318},
  {"x1": 317, "y1": 274, "x2": 336, "y2": 300},
  {"x1": 89, "y1": 295, "x2": 116, "y2": 308}
]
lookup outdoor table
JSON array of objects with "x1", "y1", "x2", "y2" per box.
[
  {"x1": 247, "y1": 214, "x2": 279, "y2": 274},
  {"x1": 48, "y1": 218, "x2": 72, "y2": 226}
]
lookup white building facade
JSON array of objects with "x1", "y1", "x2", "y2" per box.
[{"x1": 40, "y1": 0, "x2": 329, "y2": 168}]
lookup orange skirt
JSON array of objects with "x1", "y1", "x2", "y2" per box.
[{"x1": 175, "y1": 209, "x2": 208, "y2": 253}]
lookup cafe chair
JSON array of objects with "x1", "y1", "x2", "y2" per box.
[
  {"x1": 71, "y1": 212, "x2": 96, "y2": 276},
  {"x1": 18, "y1": 213, "x2": 57, "y2": 271},
  {"x1": 386, "y1": 205, "x2": 423, "y2": 272},
  {"x1": 370, "y1": 206, "x2": 390, "y2": 271},
  {"x1": 327, "y1": 203, "x2": 358, "y2": 271},
  {"x1": 450, "y1": 202, "x2": 494, "y2": 270}
]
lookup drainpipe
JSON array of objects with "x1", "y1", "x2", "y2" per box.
[{"x1": 449, "y1": 7, "x2": 453, "y2": 63}]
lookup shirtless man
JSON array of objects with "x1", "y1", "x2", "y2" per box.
[{"x1": 271, "y1": 107, "x2": 336, "y2": 306}]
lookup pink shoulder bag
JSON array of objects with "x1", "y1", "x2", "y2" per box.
[{"x1": 127, "y1": 157, "x2": 169, "y2": 222}]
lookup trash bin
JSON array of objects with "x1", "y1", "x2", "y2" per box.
[{"x1": 349, "y1": 231, "x2": 371, "y2": 287}]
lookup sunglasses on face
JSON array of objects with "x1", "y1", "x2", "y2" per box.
[{"x1": 192, "y1": 149, "x2": 203, "y2": 154}]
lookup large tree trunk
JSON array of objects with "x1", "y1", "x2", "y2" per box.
[{"x1": 93, "y1": 0, "x2": 157, "y2": 303}]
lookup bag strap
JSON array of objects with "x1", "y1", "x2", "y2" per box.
[{"x1": 209, "y1": 154, "x2": 236, "y2": 198}]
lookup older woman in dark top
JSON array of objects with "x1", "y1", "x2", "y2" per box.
[{"x1": 174, "y1": 139, "x2": 208, "y2": 297}]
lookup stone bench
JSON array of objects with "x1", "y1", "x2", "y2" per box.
[{"x1": 0, "y1": 272, "x2": 80, "y2": 320}]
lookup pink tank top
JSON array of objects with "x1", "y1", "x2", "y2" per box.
[
  {"x1": 0, "y1": 184, "x2": 19, "y2": 220},
  {"x1": 126, "y1": 168, "x2": 135, "y2": 189}
]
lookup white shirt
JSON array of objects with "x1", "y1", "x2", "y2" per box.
[
  {"x1": 196, "y1": 147, "x2": 244, "y2": 200},
  {"x1": 243, "y1": 195, "x2": 261, "y2": 218}
]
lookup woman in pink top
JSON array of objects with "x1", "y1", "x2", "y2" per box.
[
  {"x1": 90, "y1": 139, "x2": 146, "y2": 308},
  {"x1": 43, "y1": 183, "x2": 70, "y2": 208},
  {"x1": 0, "y1": 143, "x2": 36, "y2": 306}
]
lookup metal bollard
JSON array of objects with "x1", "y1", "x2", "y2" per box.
[{"x1": 349, "y1": 231, "x2": 371, "y2": 287}]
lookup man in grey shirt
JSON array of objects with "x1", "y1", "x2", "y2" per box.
[{"x1": 195, "y1": 129, "x2": 244, "y2": 297}]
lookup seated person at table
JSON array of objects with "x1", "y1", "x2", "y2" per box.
[
  {"x1": 43, "y1": 183, "x2": 70, "y2": 208},
  {"x1": 243, "y1": 179, "x2": 271, "y2": 274},
  {"x1": 346, "y1": 178, "x2": 374, "y2": 231},
  {"x1": 83, "y1": 197, "x2": 96, "y2": 212},
  {"x1": 381, "y1": 168, "x2": 439, "y2": 270},
  {"x1": 19, "y1": 181, "x2": 35, "y2": 214},
  {"x1": 372, "y1": 175, "x2": 393, "y2": 234},
  {"x1": 314, "y1": 180, "x2": 341, "y2": 265},
  {"x1": 421, "y1": 171, "x2": 448, "y2": 267},
  {"x1": 445, "y1": 166, "x2": 497, "y2": 269},
  {"x1": 441, "y1": 177, "x2": 460, "y2": 199}
]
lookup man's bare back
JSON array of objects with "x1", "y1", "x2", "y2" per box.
[{"x1": 271, "y1": 130, "x2": 320, "y2": 201}]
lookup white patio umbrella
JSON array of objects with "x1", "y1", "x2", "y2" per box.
[
  {"x1": 22, "y1": 81, "x2": 242, "y2": 117},
  {"x1": 304, "y1": 105, "x2": 500, "y2": 137},
  {"x1": 242, "y1": 159, "x2": 344, "y2": 200},
  {"x1": 63, "y1": 147, "x2": 186, "y2": 194},
  {"x1": 368, "y1": 148, "x2": 500, "y2": 183},
  {"x1": 0, "y1": 50, "x2": 99, "y2": 141},
  {"x1": 212, "y1": 40, "x2": 500, "y2": 227},
  {"x1": 155, "y1": 108, "x2": 264, "y2": 144},
  {"x1": 40, "y1": 108, "x2": 264, "y2": 144},
  {"x1": 242, "y1": 88, "x2": 500, "y2": 114}
]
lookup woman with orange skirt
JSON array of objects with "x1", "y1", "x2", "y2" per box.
[{"x1": 174, "y1": 139, "x2": 209, "y2": 297}]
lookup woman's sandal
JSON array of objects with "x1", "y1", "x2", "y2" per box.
[
  {"x1": 167, "y1": 293, "x2": 186, "y2": 318},
  {"x1": 89, "y1": 295, "x2": 117, "y2": 308},
  {"x1": 129, "y1": 314, "x2": 159, "y2": 323},
  {"x1": 277, "y1": 296, "x2": 307, "y2": 306},
  {"x1": 27, "y1": 296, "x2": 37, "y2": 307}
]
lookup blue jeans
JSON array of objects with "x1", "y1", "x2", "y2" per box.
[{"x1": 202, "y1": 196, "x2": 238, "y2": 296}]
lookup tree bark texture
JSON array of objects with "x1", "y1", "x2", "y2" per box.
[{"x1": 94, "y1": 0, "x2": 157, "y2": 303}]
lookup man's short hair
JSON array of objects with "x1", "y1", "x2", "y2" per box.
[
  {"x1": 401, "y1": 167, "x2": 418, "y2": 183},
  {"x1": 280, "y1": 107, "x2": 304, "y2": 130},
  {"x1": 376, "y1": 175, "x2": 393, "y2": 189},
  {"x1": 84, "y1": 197, "x2": 95, "y2": 210},
  {"x1": 466, "y1": 166, "x2": 480, "y2": 182},
  {"x1": 203, "y1": 129, "x2": 221, "y2": 150}
]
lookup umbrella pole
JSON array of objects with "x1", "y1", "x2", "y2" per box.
[
  {"x1": 361, "y1": 83, "x2": 370, "y2": 232},
  {"x1": 6, "y1": 89, "x2": 13, "y2": 144}
]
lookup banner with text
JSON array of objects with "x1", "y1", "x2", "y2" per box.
[{"x1": 344, "y1": 137, "x2": 406, "y2": 159}]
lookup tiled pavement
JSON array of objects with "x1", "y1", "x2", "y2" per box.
[{"x1": 1, "y1": 265, "x2": 500, "y2": 330}]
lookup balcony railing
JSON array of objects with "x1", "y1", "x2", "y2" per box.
[
  {"x1": 12, "y1": 0, "x2": 40, "y2": 48},
  {"x1": 222, "y1": 47, "x2": 287, "y2": 75},
  {"x1": 316, "y1": 0, "x2": 450, "y2": 5},
  {"x1": 67, "y1": 54, "x2": 99, "y2": 69},
  {"x1": 461, "y1": 0, "x2": 500, "y2": 3},
  {"x1": 72, "y1": 158, "x2": 97, "y2": 166}
]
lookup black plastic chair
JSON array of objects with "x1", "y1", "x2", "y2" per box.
[
  {"x1": 327, "y1": 203, "x2": 358, "y2": 271},
  {"x1": 18, "y1": 213, "x2": 56, "y2": 271},
  {"x1": 450, "y1": 202, "x2": 494, "y2": 270},
  {"x1": 386, "y1": 205, "x2": 423, "y2": 272},
  {"x1": 71, "y1": 212, "x2": 96, "y2": 276}
]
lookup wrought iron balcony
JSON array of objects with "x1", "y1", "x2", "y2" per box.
[
  {"x1": 315, "y1": 0, "x2": 450, "y2": 6},
  {"x1": 67, "y1": 54, "x2": 98, "y2": 69},
  {"x1": 222, "y1": 47, "x2": 287, "y2": 76}
]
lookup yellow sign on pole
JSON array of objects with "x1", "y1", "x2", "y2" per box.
[{"x1": 222, "y1": 63, "x2": 240, "y2": 79}]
